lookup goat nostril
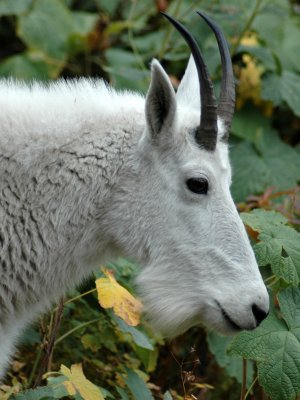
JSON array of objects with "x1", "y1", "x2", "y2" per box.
[{"x1": 252, "y1": 304, "x2": 268, "y2": 326}]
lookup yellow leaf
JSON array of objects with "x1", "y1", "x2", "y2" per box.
[
  {"x1": 60, "y1": 363, "x2": 105, "y2": 400},
  {"x1": 63, "y1": 380, "x2": 77, "y2": 396},
  {"x1": 240, "y1": 32, "x2": 258, "y2": 47},
  {"x1": 96, "y1": 269, "x2": 142, "y2": 326},
  {"x1": 236, "y1": 54, "x2": 263, "y2": 109}
]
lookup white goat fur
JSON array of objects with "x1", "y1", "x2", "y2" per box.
[{"x1": 0, "y1": 56, "x2": 269, "y2": 378}]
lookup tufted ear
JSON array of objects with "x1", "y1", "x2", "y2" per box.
[
  {"x1": 176, "y1": 55, "x2": 200, "y2": 110},
  {"x1": 145, "y1": 59, "x2": 177, "y2": 140}
]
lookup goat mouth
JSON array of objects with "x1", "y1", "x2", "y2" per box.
[{"x1": 217, "y1": 302, "x2": 241, "y2": 331}]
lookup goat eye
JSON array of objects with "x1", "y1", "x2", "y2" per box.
[{"x1": 186, "y1": 177, "x2": 208, "y2": 195}]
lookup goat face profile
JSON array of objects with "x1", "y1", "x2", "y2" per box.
[
  {"x1": 111, "y1": 12, "x2": 269, "y2": 336},
  {"x1": 0, "y1": 12, "x2": 269, "y2": 376}
]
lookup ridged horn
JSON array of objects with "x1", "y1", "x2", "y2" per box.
[
  {"x1": 197, "y1": 11, "x2": 235, "y2": 140},
  {"x1": 161, "y1": 12, "x2": 218, "y2": 151}
]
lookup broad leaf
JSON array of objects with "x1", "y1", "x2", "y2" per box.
[
  {"x1": 241, "y1": 210, "x2": 300, "y2": 285},
  {"x1": 0, "y1": 53, "x2": 55, "y2": 80},
  {"x1": 17, "y1": 0, "x2": 74, "y2": 61},
  {"x1": 9, "y1": 386, "x2": 58, "y2": 399},
  {"x1": 96, "y1": 269, "x2": 142, "y2": 326},
  {"x1": 262, "y1": 71, "x2": 300, "y2": 117},
  {"x1": 115, "y1": 386, "x2": 130, "y2": 400},
  {"x1": 0, "y1": 0, "x2": 31, "y2": 16},
  {"x1": 230, "y1": 128, "x2": 300, "y2": 202},
  {"x1": 241, "y1": 209, "x2": 288, "y2": 229},
  {"x1": 228, "y1": 287, "x2": 300, "y2": 400},
  {"x1": 231, "y1": 104, "x2": 271, "y2": 142},
  {"x1": 236, "y1": 44, "x2": 276, "y2": 71},
  {"x1": 60, "y1": 363, "x2": 105, "y2": 400},
  {"x1": 71, "y1": 11, "x2": 98, "y2": 37},
  {"x1": 115, "y1": 317, "x2": 154, "y2": 350},
  {"x1": 104, "y1": 48, "x2": 149, "y2": 91},
  {"x1": 163, "y1": 392, "x2": 173, "y2": 400},
  {"x1": 123, "y1": 368, "x2": 153, "y2": 400},
  {"x1": 253, "y1": 11, "x2": 300, "y2": 74},
  {"x1": 280, "y1": 71, "x2": 300, "y2": 118},
  {"x1": 207, "y1": 332, "x2": 254, "y2": 386}
]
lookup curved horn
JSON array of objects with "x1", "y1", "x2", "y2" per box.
[
  {"x1": 197, "y1": 11, "x2": 235, "y2": 140},
  {"x1": 162, "y1": 12, "x2": 218, "y2": 151}
]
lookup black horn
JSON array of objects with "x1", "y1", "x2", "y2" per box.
[
  {"x1": 162, "y1": 12, "x2": 218, "y2": 151},
  {"x1": 197, "y1": 11, "x2": 235, "y2": 140}
]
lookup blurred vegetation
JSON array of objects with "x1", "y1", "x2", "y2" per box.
[{"x1": 0, "y1": 0, "x2": 299, "y2": 399}]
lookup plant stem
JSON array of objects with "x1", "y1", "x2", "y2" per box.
[
  {"x1": 264, "y1": 274, "x2": 276, "y2": 284},
  {"x1": 244, "y1": 376, "x2": 258, "y2": 399},
  {"x1": 269, "y1": 277, "x2": 280, "y2": 287},
  {"x1": 230, "y1": 0, "x2": 264, "y2": 57},
  {"x1": 240, "y1": 358, "x2": 247, "y2": 400},
  {"x1": 27, "y1": 346, "x2": 42, "y2": 389},
  {"x1": 52, "y1": 288, "x2": 97, "y2": 313},
  {"x1": 32, "y1": 298, "x2": 64, "y2": 388},
  {"x1": 54, "y1": 318, "x2": 100, "y2": 345},
  {"x1": 157, "y1": 0, "x2": 184, "y2": 59},
  {"x1": 127, "y1": 0, "x2": 147, "y2": 72}
]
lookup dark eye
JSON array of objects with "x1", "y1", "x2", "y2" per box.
[{"x1": 186, "y1": 177, "x2": 209, "y2": 195}]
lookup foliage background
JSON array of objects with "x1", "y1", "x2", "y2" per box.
[{"x1": 0, "y1": 0, "x2": 299, "y2": 399}]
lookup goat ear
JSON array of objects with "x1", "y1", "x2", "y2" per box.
[
  {"x1": 145, "y1": 59, "x2": 176, "y2": 139},
  {"x1": 176, "y1": 55, "x2": 200, "y2": 110}
]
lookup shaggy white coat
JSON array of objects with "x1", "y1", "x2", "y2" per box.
[{"x1": 0, "y1": 57, "x2": 269, "y2": 378}]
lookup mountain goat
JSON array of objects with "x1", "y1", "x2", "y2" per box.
[{"x1": 0, "y1": 12, "x2": 269, "y2": 378}]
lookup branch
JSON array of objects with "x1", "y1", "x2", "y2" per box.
[
  {"x1": 32, "y1": 297, "x2": 64, "y2": 388},
  {"x1": 230, "y1": 0, "x2": 263, "y2": 57}
]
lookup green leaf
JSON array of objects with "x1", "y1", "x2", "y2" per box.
[
  {"x1": 241, "y1": 209, "x2": 288, "y2": 230},
  {"x1": 228, "y1": 287, "x2": 300, "y2": 400},
  {"x1": 115, "y1": 386, "x2": 130, "y2": 400},
  {"x1": 115, "y1": 317, "x2": 154, "y2": 350},
  {"x1": 81, "y1": 333, "x2": 102, "y2": 352},
  {"x1": 105, "y1": 20, "x2": 138, "y2": 35},
  {"x1": 231, "y1": 104, "x2": 272, "y2": 142},
  {"x1": 253, "y1": 9, "x2": 300, "y2": 74},
  {"x1": 241, "y1": 209, "x2": 300, "y2": 285},
  {"x1": 104, "y1": 48, "x2": 149, "y2": 91},
  {"x1": 133, "y1": 31, "x2": 165, "y2": 57},
  {"x1": 207, "y1": 332, "x2": 254, "y2": 386},
  {"x1": 236, "y1": 44, "x2": 276, "y2": 71},
  {"x1": 104, "y1": 65, "x2": 149, "y2": 91},
  {"x1": 105, "y1": 48, "x2": 138, "y2": 67},
  {"x1": 280, "y1": 71, "x2": 300, "y2": 118},
  {"x1": 123, "y1": 368, "x2": 153, "y2": 400},
  {"x1": 0, "y1": 0, "x2": 31, "y2": 16},
  {"x1": 17, "y1": 0, "x2": 74, "y2": 61},
  {"x1": 0, "y1": 53, "x2": 54, "y2": 80},
  {"x1": 19, "y1": 326, "x2": 41, "y2": 345},
  {"x1": 261, "y1": 73, "x2": 283, "y2": 106},
  {"x1": 46, "y1": 376, "x2": 70, "y2": 398},
  {"x1": 230, "y1": 126, "x2": 300, "y2": 202},
  {"x1": 163, "y1": 392, "x2": 173, "y2": 400},
  {"x1": 230, "y1": 140, "x2": 267, "y2": 201},
  {"x1": 262, "y1": 71, "x2": 300, "y2": 117},
  {"x1": 71, "y1": 11, "x2": 98, "y2": 37},
  {"x1": 9, "y1": 386, "x2": 58, "y2": 399},
  {"x1": 100, "y1": 388, "x2": 115, "y2": 399},
  {"x1": 135, "y1": 346, "x2": 158, "y2": 373},
  {"x1": 94, "y1": 0, "x2": 122, "y2": 16},
  {"x1": 96, "y1": 319, "x2": 118, "y2": 352}
]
